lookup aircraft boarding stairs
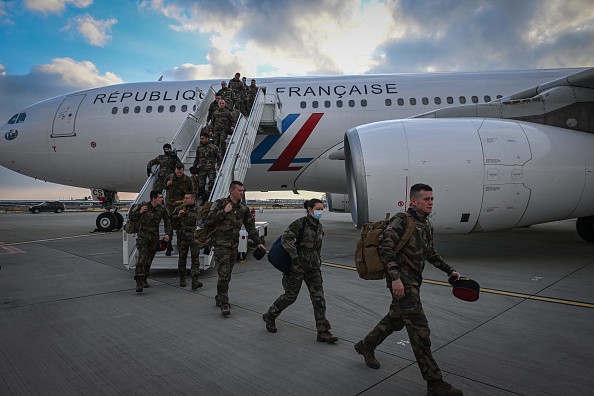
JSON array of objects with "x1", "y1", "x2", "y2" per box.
[{"x1": 123, "y1": 85, "x2": 281, "y2": 271}]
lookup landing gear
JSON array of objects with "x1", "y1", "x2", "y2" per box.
[
  {"x1": 576, "y1": 216, "x2": 594, "y2": 242},
  {"x1": 91, "y1": 188, "x2": 123, "y2": 232}
]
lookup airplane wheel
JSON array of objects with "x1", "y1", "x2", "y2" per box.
[
  {"x1": 114, "y1": 212, "x2": 124, "y2": 230},
  {"x1": 576, "y1": 216, "x2": 594, "y2": 242},
  {"x1": 96, "y1": 212, "x2": 117, "y2": 232}
]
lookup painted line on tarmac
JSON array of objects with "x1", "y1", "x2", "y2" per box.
[
  {"x1": 322, "y1": 262, "x2": 594, "y2": 309},
  {"x1": 2, "y1": 233, "x2": 107, "y2": 247}
]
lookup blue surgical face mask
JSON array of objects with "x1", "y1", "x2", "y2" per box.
[{"x1": 312, "y1": 210, "x2": 323, "y2": 220}]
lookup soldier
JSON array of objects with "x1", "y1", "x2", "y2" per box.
[
  {"x1": 130, "y1": 190, "x2": 172, "y2": 292},
  {"x1": 246, "y1": 79, "x2": 259, "y2": 115},
  {"x1": 146, "y1": 143, "x2": 179, "y2": 192},
  {"x1": 171, "y1": 192, "x2": 203, "y2": 289},
  {"x1": 216, "y1": 80, "x2": 235, "y2": 110},
  {"x1": 228, "y1": 72, "x2": 246, "y2": 114},
  {"x1": 207, "y1": 94, "x2": 222, "y2": 125},
  {"x1": 211, "y1": 99, "x2": 235, "y2": 156},
  {"x1": 206, "y1": 180, "x2": 266, "y2": 316},
  {"x1": 164, "y1": 163, "x2": 193, "y2": 255},
  {"x1": 262, "y1": 199, "x2": 338, "y2": 343},
  {"x1": 192, "y1": 131, "x2": 222, "y2": 204},
  {"x1": 353, "y1": 183, "x2": 463, "y2": 396}
]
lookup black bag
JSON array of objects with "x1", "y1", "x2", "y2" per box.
[{"x1": 267, "y1": 218, "x2": 307, "y2": 275}]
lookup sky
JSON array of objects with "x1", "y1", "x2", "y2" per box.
[{"x1": 1, "y1": 0, "x2": 593, "y2": 200}]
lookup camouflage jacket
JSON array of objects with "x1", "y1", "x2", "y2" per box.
[
  {"x1": 216, "y1": 87, "x2": 235, "y2": 107},
  {"x1": 246, "y1": 85, "x2": 259, "y2": 101},
  {"x1": 147, "y1": 153, "x2": 179, "y2": 178},
  {"x1": 281, "y1": 214, "x2": 324, "y2": 270},
  {"x1": 171, "y1": 203, "x2": 199, "y2": 240},
  {"x1": 228, "y1": 78, "x2": 244, "y2": 95},
  {"x1": 379, "y1": 207, "x2": 455, "y2": 288},
  {"x1": 164, "y1": 173, "x2": 193, "y2": 206},
  {"x1": 211, "y1": 108, "x2": 235, "y2": 132},
  {"x1": 130, "y1": 201, "x2": 172, "y2": 240},
  {"x1": 206, "y1": 196, "x2": 262, "y2": 247},
  {"x1": 207, "y1": 100, "x2": 219, "y2": 123},
  {"x1": 193, "y1": 142, "x2": 221, "y2": 170}
]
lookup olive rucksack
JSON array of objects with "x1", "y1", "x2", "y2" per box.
[
  {"x1": 355, "y1": 212, "x2": 414, "y2": 280},
  {"x1": 124, "y1": 203, "x2": 145, "y2": 234},
  {"x1": 193, "y1": 201, "x2": 217, "y2": 247}
]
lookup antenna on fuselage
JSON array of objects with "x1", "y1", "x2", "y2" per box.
[{"x1": 158, "y1": 75, "x2": 163, "y2": 81}]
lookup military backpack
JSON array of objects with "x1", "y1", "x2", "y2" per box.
[
  {"x1": 193, "y1": 201, "x2": 217, "y2": 247},
  {"x1": 124, "y1": 202, "x2": 146, "y2": 235},
  {"x1": 355, "y1": 212, "x2": 415, "y2": 280}
]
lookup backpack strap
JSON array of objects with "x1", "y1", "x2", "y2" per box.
[
  {"x1": 296, "y1": 217, "x2": 308, "y2": 248},
  {"x1": 394, "y1": 213, "x2": 415, "y2": 253}
]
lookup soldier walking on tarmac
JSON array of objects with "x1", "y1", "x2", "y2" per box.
[{"x1": 171, "y1": 192, "x2": 203, "y2": 289}]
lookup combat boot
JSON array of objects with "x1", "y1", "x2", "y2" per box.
[
  {"x1": 179, "y1": 274, "x2": 186, "y2": 287},
  {"x1": 262, "y1": 313, "x2": 277, "y2": 333},
  {"x1": 191, "y1": 276, "x2": 203, "y2": 290},
  {"x1": 316, "y1": 331, "x2": 338, "y2": 343},
  {"x1": 426, "y1": 380, "x2": 463, "y2": 396},
  {"x1": 135, "y1": 279, "x2": 143, "y2": 293},
  {"x1": 354, "y1": 341, "x2": 380, "y2": 369},
  {"x1": 143, "y1": 279, "x2": 149, "y2": 288},
  {"x1": 221, "y1": 304, "x2": 231, "y2": 316}
]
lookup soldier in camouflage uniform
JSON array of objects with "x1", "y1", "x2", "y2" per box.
[
  {"x1": 211, "y1": 99, "x2": 235, "y2": 156},
  {"x1": 207, "y1": 94, "x2": 222, "y2": 125},
  {"x1": 216, "y1": 80, "x2": 235, "y2": 110},
  {"x1": 164, "y1": 163, "x2": 193, "y2": 255},
  {"x1": 171, "y1": 192, "x2": 203, "y2": 289},
  {"x1": 192, "y1": 131, "x2": 222, "y2": 204},
  {"x1": 130, "y1": 190, "x2": 172, "y2": 292},
  {"x1": 262, "y1": 199, "x2": 338, "y2": 343},
  {"x1": 246, "y1": 79, "x2": 259, "y2": 115},
  {"x1": 146, "y1": 143, "x2": 179, "y2": 192},
  {"x1": 354, "y1": 183, "x2": 463, "y2": 396},
  {"x1": 228, "y1": 72, "x2": 246, "y2": 115},
  {"x1": 206, "y1": 181, "x2": 266, "y2": 316}
]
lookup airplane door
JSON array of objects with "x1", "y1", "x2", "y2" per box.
[{"x1": 52, "y1": 94, "x2": 85, "y2": 137}]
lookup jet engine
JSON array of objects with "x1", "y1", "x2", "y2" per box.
[{"x1": 344, "y1": 118, "x2": 594, "y2": 240}]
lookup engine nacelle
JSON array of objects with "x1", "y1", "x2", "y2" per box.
[{"x1": 344, "y1": 118, "x2": 594, "y2": 232}]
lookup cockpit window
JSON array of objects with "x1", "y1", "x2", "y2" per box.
[
  {"x1": 16, "y1": 113, "x2": 26, "y2": 123},
  {"x1": 7, "y1": 114, "x2": 18, "y2": 124}
]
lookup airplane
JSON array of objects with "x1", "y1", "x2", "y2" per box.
[{"x1": 1, "y1": 68, "x2": 593, "y2": 243}]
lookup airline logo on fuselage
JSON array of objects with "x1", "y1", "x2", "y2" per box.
[{"x1": 251, "y1": 113, "x2": 323, "y2": 171}]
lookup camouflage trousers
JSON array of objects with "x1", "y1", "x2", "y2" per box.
[
  {"x1": 266, "y1": 266, "x2": 331, "y2": 332},
  {"x1": 213, "y1": 129, "x2": 228, "y2": 156},
  {"x1": 213, "y1": 245, "x2": 238, "y2": 305},
  {"x1": 362, "y1": 286, "x2": 442, "y2": 381},
  {"x1": 134, "y1": 237, "x2": 158, "y2": 280},
  {"x1": 153, "y1": 176, "x2": 166, "y2": 193},
  {"x1": 177, "y1": 237, "x2": 201, "y2": 277},
  {"x1": 196, "y1": 169, "x2": 216, "y2": 201}
]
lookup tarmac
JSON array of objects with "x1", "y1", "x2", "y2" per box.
[{"x1": 0, "y1": 209, "x2": 593, "y2": 395}]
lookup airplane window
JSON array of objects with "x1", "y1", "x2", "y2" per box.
[
  {"x1": 7, "y1": 114, "x2": 18, "y2": 124},
  {"x1": 459, "y1": 96, "x2": 466, "y2": 104},
  {"x1": 434, "y1": 97, "x2": 441, "y2": 105},
  {"x1": 16, "y1": 113, "x2": 26, "y2": 123},
  {"x1": 158, "y1": 105, "x2": 164, "y2": 113},
  {"x1": 312, "y1": 101, "x2": 319, "y2": 109},
  {"x1": 146, "y1": 106, "x2": 153, "y2": 113},
  {"x1": 447, "y1": 97, "x2": 453, "y2": 104},
  {"x1": 134, "y1": 106, "x2": 141, "y2": 114},
  {"x1": 496, "y1": 95, "x2": 502, "y2": 99},
  {"x1": 111, "y1": 107, "x2": 118, "y2": 115},
  {"x1": 348, "y1": 100, "x2": 355, "y2": 107},
  {"x1": 336, "y1": 100, "x2": 343, "y2": 108},
  {"x1": 397, "y1": 98, "x2": 404, "y2": 106},
  {"x1": 181, "y1": 105, "x2": 188, "y2": 112},
  {"x1": 324, "y1": 100, "x2": 331, "y2": 108},
  {"x1": 422, "y1": 97, "x2": 428, "y2": 105},
  {"x1": 300, "y1": 101, "x2": 306, "y2": 109},
  {"x1": 484, "y1": 95, "x2": 491, "y2": 102},
  {"x1": 169, "y1": 105, "x2": 176, "y2": 112},
  {"x1": 410, "y1": 98, "x2": 416, "y2": 106},
  {"x1": 123, "y1": 106, "x2": 129, "y2": 114},
  {"x1": 471, "y1": 96, "x2": 478, "y2": 104},
  {"x1": 385, "y1": 99, "x2": 392, "y2": 106},
  {"x1": 361, "y1": 99, "x2": 367, "y2": 107}
]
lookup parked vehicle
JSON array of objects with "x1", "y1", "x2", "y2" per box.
[{"x1": 29, "y1": 201, "x2": 65, "y2": 214}]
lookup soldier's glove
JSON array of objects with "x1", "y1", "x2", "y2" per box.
[{"x1": 147, "y1": 170, "x2": 152, "y2": 177}]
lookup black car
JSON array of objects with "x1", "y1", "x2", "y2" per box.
[{"x1": 29, "y1": 201, "x2": 65, "y2": 214}]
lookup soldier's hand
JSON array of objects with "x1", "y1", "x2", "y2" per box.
[
  {"x1": 391, "y1": 279, "x2": 404, "y2": 299},
  {"x1": 140, "y1": 205, "x2": 148, "y2": 213},
  {"x1": 257, "y1": 243, "x2": 266, "y2": 253},
  {"x1": 449, "y1": 271, "x2": 461, "y2": 281},
  {"x1": 167, "y1": 180, "x2": 173, "y2": 186},
  {"x1": 147, "y1": 170, "x2": 152, "y2": 177},
  {"x1": 178, "y1": 210, "x2": 185, "y2": 217},
  {"x1": 163, "y1": 235, "x2": 170, "y2": 242},
  {"x1": 224, "y1": 203, "x2": 233, "y2": 213}
]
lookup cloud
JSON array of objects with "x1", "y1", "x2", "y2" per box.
[
  {"x1": 63, "y1": 13, "x2": 117, "y2": 46},
  {"x1": 24, "y1": 0, "x2": 92, "y2": 14}
]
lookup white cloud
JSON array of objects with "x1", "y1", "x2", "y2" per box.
[
  {"x1": 24, "y1": 0, "x2": 93, "y2": 14},
  {"x1": 0, "y1": 63, "x2": 6, "y2": 76},
  {"x1": 35, "y1": 57, "x2": 123, "y2": 86},
  {"x1": 65, "y1": 14, "x2": 117, "y2": 46}
]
